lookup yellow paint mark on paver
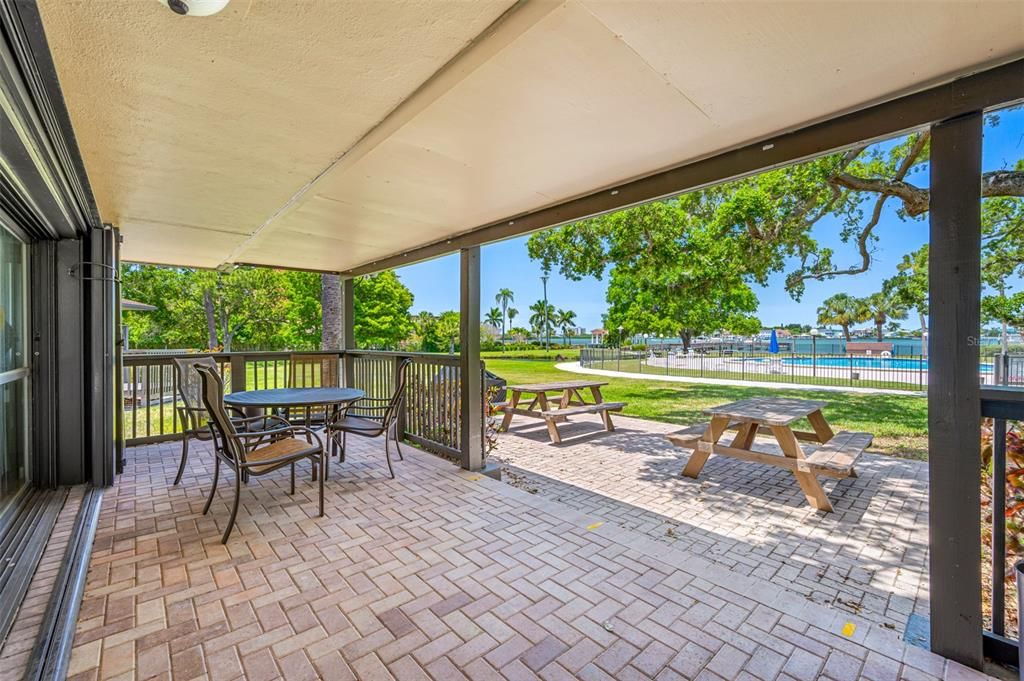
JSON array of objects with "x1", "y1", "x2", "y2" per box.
[
  {"x1": 841, "y1": 622, "x2": 856, "y2": 637},
  {"x1": 467, "y1": 476, "x2": 481, "y2": 481},
  {"x1": 586, "y1": 522, "x2": 604, "y2": 531}
]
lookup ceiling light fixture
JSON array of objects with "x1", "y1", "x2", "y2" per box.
[{"x1": 158, "y1": 0, "x2": 230, "y2": 17}]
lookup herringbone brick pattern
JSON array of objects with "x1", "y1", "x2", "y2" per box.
[
  {"x1": 68, "y1": 432, "x2": 983, "y2": 680},
  {"x1": 496, "y1": 414, "x2": 929, "y2": 635}
]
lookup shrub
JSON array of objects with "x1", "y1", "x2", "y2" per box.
[
  {"x1": 981, "y1": 344, "x2": 1024, "y2": 357},
  {"x1": 981, "y1": 419, "x2": 1024, "y2": 636}
]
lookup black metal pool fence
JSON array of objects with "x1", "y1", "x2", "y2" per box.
[{"x1": 579, "y1": 347, "x2": 1018, "y2": 391}]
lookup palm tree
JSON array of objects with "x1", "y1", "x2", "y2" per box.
[
  {"x1": 816, "y1": 293, "x2": 869, "y2": 342},
  {"x1": 495, "y1": 288, "x2": 514, "y2": 350},
  {"x1": 484, "y1": 307, "x2": 502, "y2": 333},
  {"x1": 529, "y1": 301, "x2": 556, "y2": 342},
  {"x1": 320, "y1": 273, "x2": 342, "y2": 350},
  {"x1": 556, "y1": 309, "x2": 577, "y2": 346},
  {"x1": 864, "y1": 291, "x2": 908, "y2": 341},
  {"x1": 507, "y1": 307, "x2": 519, "y2": 339},
  {"x1": 414, "y1": 310, "x2": 435, "y2": 333}
]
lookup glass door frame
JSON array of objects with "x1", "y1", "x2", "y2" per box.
[{"x1": 0, "y1": 218, "x2": 30, "y2": 513}]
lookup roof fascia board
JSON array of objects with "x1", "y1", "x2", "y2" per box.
[{"x1": 341, "y1": 56, "x2": 1024, "y2": 277}]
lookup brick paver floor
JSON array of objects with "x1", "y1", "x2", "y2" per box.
[
  {"x1": 67, "y1": 431, "x2": 986, "y2": 680},
  {"x1": 495, "y1": 414, "x2": 929, "y2": 636},
  {"x1": 0, "y1": 486, "x2": 83, "y2": 680}
]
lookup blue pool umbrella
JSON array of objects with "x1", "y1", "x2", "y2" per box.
[{"x1": 768, "y1": 328, "x2": 780, "y2": 354}]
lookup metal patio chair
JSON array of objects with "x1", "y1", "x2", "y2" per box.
[
  {"x1": 195, "y1": 363, "x2": 325, "y2": 543},
  {"x1": 170, "y1": 356, "x2": 246, "y2": 486},
  {"x1": 326, "y1": 357, "x2": 412, "y2": 479}
]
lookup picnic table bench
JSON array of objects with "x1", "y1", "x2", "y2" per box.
[
  {"x1": 498, "y1": 380, "x2": 625, "y2": 444},
  {"x1": 666, "y1": 397, "x2": 873, "y2": 512}
]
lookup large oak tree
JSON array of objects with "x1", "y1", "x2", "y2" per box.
[
  {"x1": 528, "y1": 199, "x2": 761, "y2": 349},
  {"x1": 530, "y1": 114, "x2": 1023, "y2": 339}
]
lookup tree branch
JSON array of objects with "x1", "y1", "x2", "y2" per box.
[
  {"x1": 830, "y1": 169, "x2": 1024, "y2": 217},
  {"x1": 801, "y1": 193, "x2": 885, "y2": 282},
  {"x1": 829, "y1": 174, "x2": 929, "y2": 215},
  {"x1": 798, "y1": 133, "x2": 931, "y2": 283},
  {"x1": 762, "y1": 144, "x2": 869, "y2": 242},
  {"x1": 983, "y1": 170, "x2": 1024, "y2": 198}
]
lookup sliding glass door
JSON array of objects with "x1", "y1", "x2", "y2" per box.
[{"x1": 0, "y1": 224, "x2": 27, "y2": 509}]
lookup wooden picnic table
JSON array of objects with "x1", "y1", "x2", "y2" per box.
[
  {"x1": 498, "y1": 380, "x2": 626, "y2": 444},
  {"x1": 666, "y1": 397, "x2": 873, "y2": 513}
]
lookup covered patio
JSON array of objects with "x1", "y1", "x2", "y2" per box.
[
  {"x1": 0, "y1": 0, "x2": 1022, "y2": 678},
  {"x1": 64, "y1": 436, "x2": 955, "y2": 681}
]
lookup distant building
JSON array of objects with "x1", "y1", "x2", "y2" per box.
[
  {"x1": 590, "y1": 328, "x2": 607, "y2": 345},
  {"x1": 481, "y1": 323, "x2": 500, "y2": 340}
]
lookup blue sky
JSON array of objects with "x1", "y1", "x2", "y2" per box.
[{"x1": 394, "y1": 107, "x2": 1024, "y2": 330}]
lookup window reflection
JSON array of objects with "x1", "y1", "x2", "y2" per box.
[{"x1": 0, "y1": 225, "x2": 26, "y2": 509}]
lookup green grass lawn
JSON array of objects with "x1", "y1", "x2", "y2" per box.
[
  {"x1": 482, "y1": 348, "x2": 580, "y2": 361},
  {"x1": 485, "y1": 357, "x2": 928, "y2": 459}
]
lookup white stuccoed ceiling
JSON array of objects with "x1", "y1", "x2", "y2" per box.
[{"x1": 38, "y1": 0, "x2": 1024, "y2": 272}]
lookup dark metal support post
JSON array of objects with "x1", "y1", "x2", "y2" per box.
[
  {"x1": 85, "y1": 226, "x2": 117, "y2": 487},
  {"x1": 342, "y1": 278, "x2": 355, "y2": 387},
  {"x1": 460, "y1": 247, "x2": 483, "y2": 471},
  {"x1": 928, "y1": 111, "x2": 983, "y2": 669},
  {"x1": 992, "y1": 417, "x2": 1007, "y2": 636}
]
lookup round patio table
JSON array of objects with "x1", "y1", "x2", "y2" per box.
[
  {"x1": 224, "y1": 387, "x2": 365, "y2": 410},
  {"x1": 225, "y1": 388, "x2": 366, "y2": 458},
  {"x1": 224, "y1": 387, "x2": 366, "y2": 465}
]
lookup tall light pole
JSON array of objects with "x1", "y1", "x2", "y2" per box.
[{"x1": 540, "y1": 273, "x2": 550, "y2": 355}]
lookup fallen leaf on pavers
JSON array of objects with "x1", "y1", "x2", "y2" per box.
[{"x1": 835, "y1": 598, "x2": 863, "y2": 614}]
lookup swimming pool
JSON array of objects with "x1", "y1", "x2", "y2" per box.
[{"x1": 779, "y1": 356, "x2": 993, "y2": 371}]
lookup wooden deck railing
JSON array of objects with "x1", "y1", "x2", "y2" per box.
[{"x1": 121, "y1": 350, "x2": 485, "y2": 462}]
